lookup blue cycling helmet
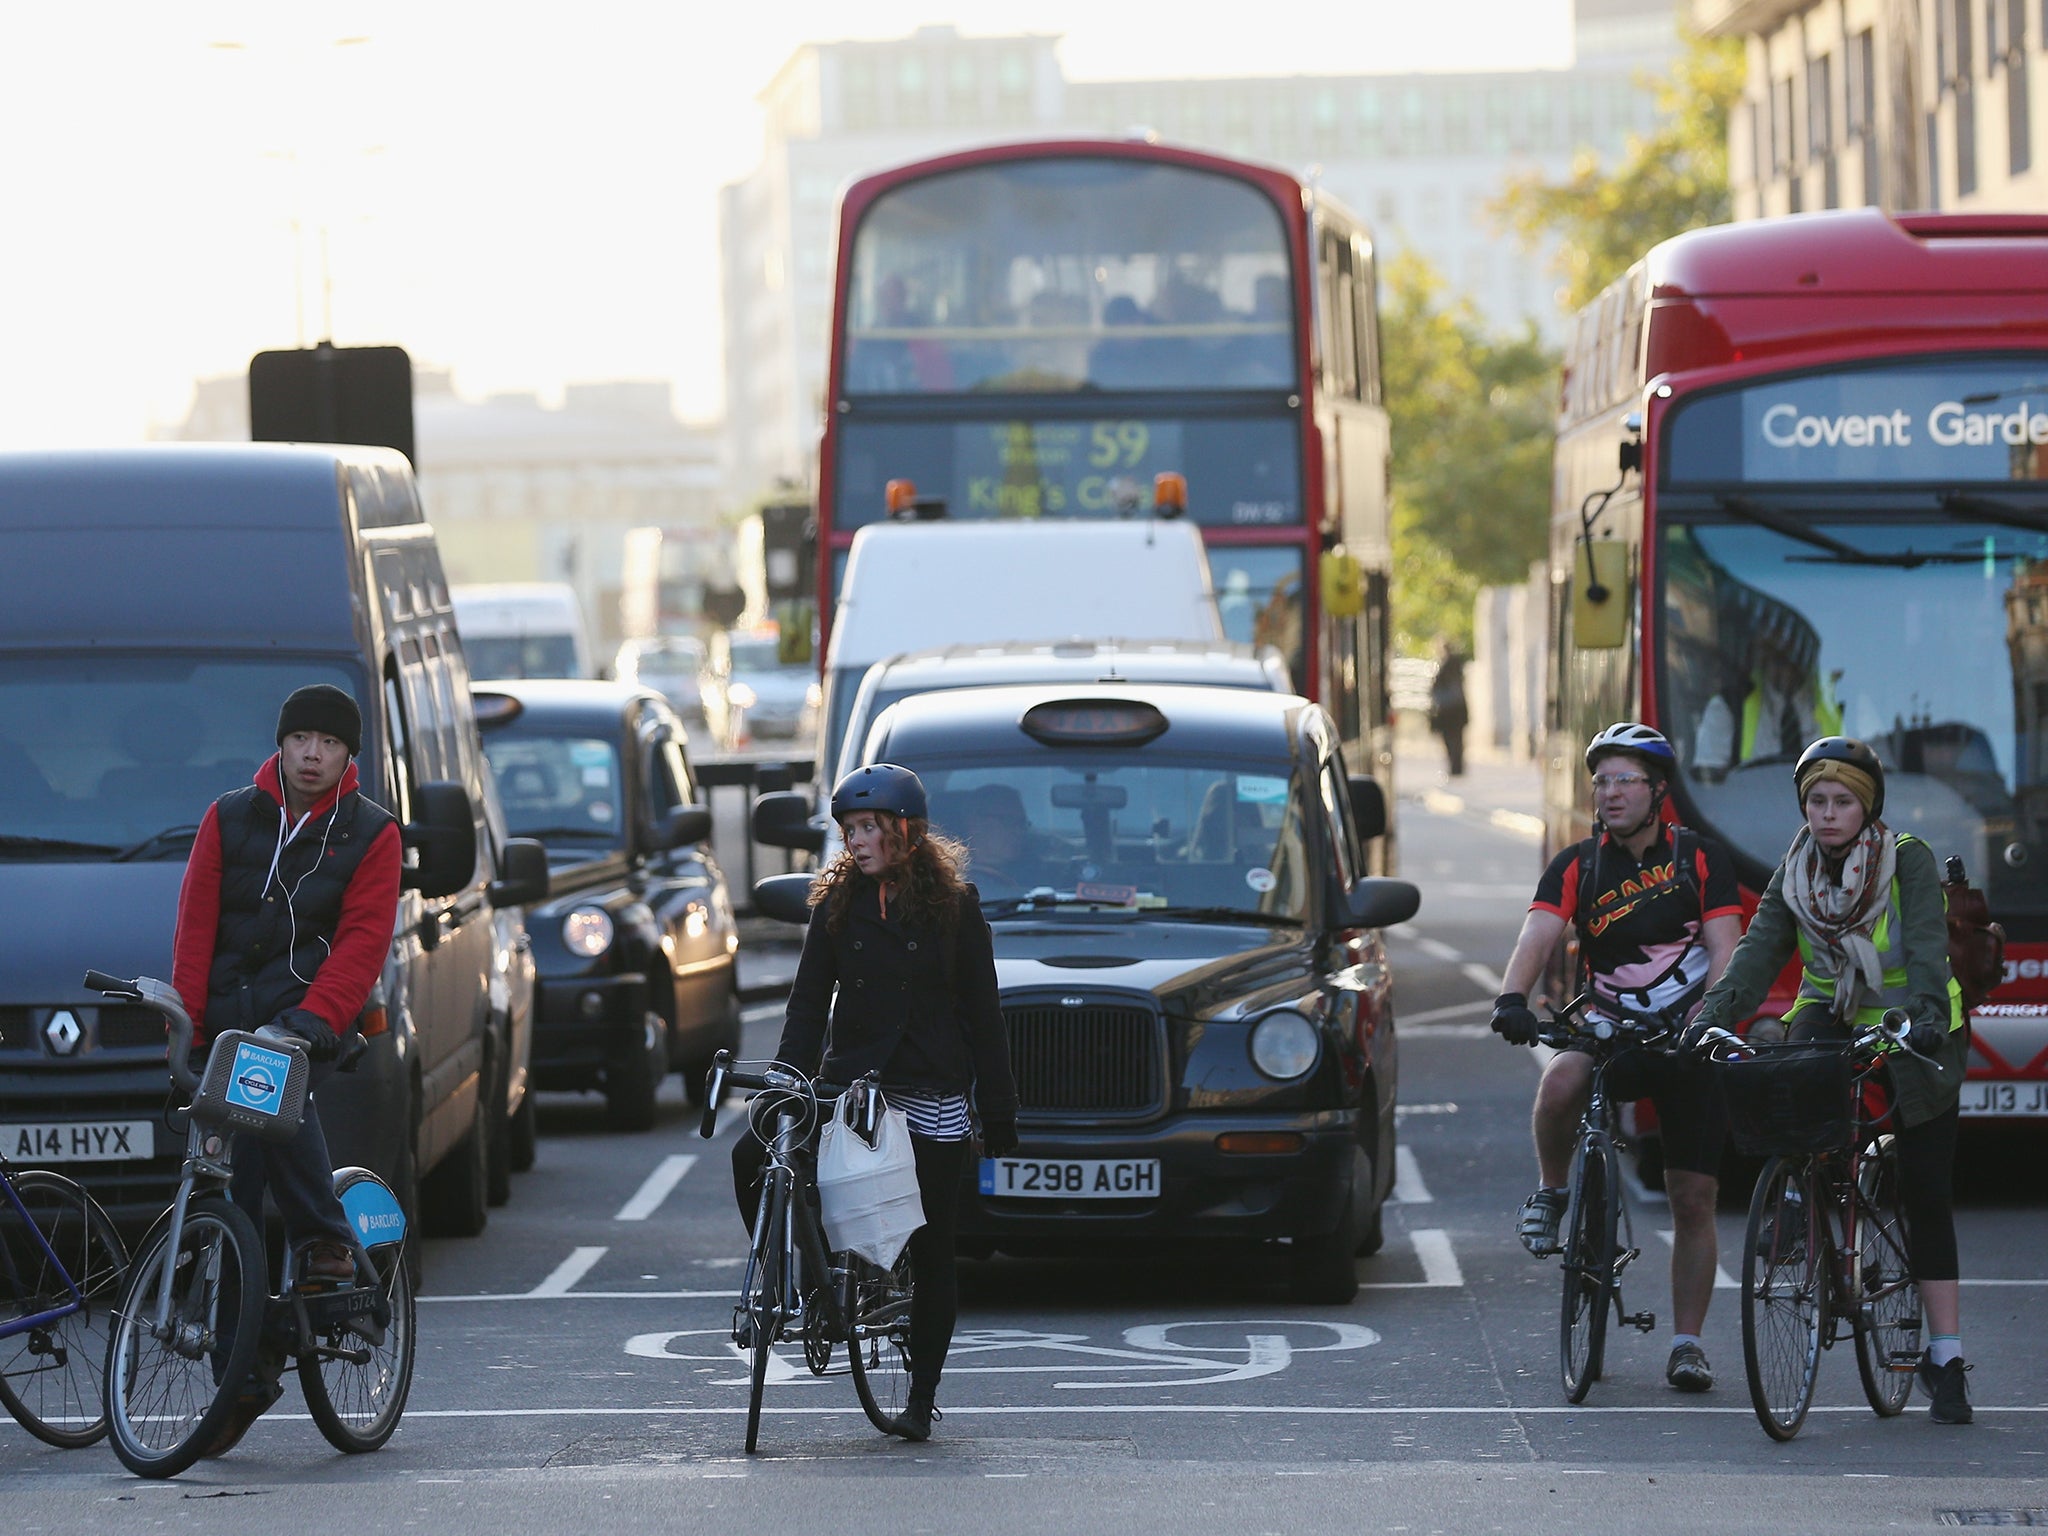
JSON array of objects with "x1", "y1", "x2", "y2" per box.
[
  {"x1": 829, "y1": 763, "x2": 928, "y2": 823},
  {"x1": 1584, "y1": 722, "x2": 1677, "y2": 778}
]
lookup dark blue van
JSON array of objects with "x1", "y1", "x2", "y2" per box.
[{"x1": 0, "y1": 445, "x2": 546, "y2": 1241}]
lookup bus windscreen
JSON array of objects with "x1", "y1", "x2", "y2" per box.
[{"x1": 843, "y1": 159, "x2": 1296, "y2": 396}]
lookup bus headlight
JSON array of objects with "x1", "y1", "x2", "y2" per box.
[
  {"x1": 1249, "y1": 1009, "x2": 1320, "y2": 1081},
  {"x1": 562, "y1": 907, "x2": 615, "y2": 958}
]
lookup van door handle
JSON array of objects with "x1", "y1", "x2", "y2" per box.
[{"x1": 417, "y1": 915, "x2": 441, "y2": 952}]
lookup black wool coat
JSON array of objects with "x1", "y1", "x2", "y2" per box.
[{"x1": 776, "y1": 880, "x2": 1018, "y2": 1121}]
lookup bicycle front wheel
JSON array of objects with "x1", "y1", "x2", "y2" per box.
[
  {"x1": 847, "y1": 1245, "x2": 916, "y2": 1434},
  {"x1": 0, "y1": 1170, "x2": 128, "y2": 1448},
  {"x1": 1852, "y1": 1136, "x2": 1919, "y2": 1418},
  {"x1": 300, "y1": 1194, "x2": 416, "y2": 1451},
  {"x1": 1742, "y1": 1156, "x2": 1826, "y2": 1441},
  {"x1": 741, "y1": 1178, "x2": 787, "y2": 1455},
  {"x1": 105, "y1": 1196, "x2": 267, "y2": 1478},
  {"x1": 1559, "y1": 1138, "x2": 1613, "y2": 1403}
]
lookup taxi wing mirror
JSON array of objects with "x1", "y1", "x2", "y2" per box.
[
  {"x1": 1347, "y1": 775, "x2": 1387, "y2": 842},
  {"x1": 488, "y1": 837, "x2": 550, "y2": 907},
  {"x1": 753, "y1": 872, "x2": 817, "y2": 925},
  {"x1": 754, "y1": 789, "x2": 825, "y2": 853},
  {"x1": 1572, "y1": 539, "x2": 1629, "y2": 650},
  {"x1": 1344, "y1": 877, "x2": 1420, "y2": 930}
]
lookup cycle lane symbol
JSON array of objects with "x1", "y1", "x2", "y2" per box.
[{"x1": 624, "y1": 1319, "x2": 1378, "y2": 1391}]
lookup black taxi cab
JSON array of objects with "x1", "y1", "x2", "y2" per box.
[{"x1": 761, "y1": 682, "x2": 1417, "y2": 1302}]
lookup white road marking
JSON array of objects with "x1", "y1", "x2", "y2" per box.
[
  {"x1": 1489, "y1": 809, "x2": 1545, "y2": 841},
  {"x1": 1360, "y1": 1227, "x2": 1462, "y2": 1290},
  {"x1": 1420, "y1": 789, "x2": 1465, "y2": 817},
  {"x1": 1655, "y1": 1229, "x2": 1737, "y2": 1290},
  {"x1": 1394, "y1": 1102, "x2": 1460, "y2": 1116},
  {"x1": 1401, "y1": 1023, "x2": 1493, "y2": 1040},
  {"x1": 528, "y1": 1246, "x2": 608, "y2": 1298},
  {"x1": 272, "y1": 1402, "x2": 2048, "y2": 1419},
  {"x1": 1459, "y1": 962, "x2": 1506, "y2": 993},
  {"x1": 1411, "y1": 937, "x2": 1462, "y2": 963},
  {"x1": 615, "y1": 1154, "x2": 698, "y2": 1221},
  {"x1": 1400, "y1": 999, "x2": 1492, "y2": 1027},
  {"x1": 1392, "y1": 1145, "x2": 1432, "y2": 1205}
]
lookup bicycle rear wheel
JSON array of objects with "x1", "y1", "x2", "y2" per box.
[
  {"x1": 741, "y1": 1177, "x2": 787, "y2": 1455},
  {"x1": 105, "y1": 1196, "x2": 267, "y2": 1478},
  {"x1": 846, "y1": 1245, "x2": 916, "y2": 1434},
  {"x1": 0, "y1": 1170, "x2": 128, "y2": 1447},
  {"x1": 300, "y1": 1179, "x2": 416, "y2": 1452},
  {"x1": 1852, "y1": 1136, "x2": 1919, "y2": 1418},
  {"x1": 1742, "y1": 1156, "x2": 1826, "y2": 1441},
  {"x1": 1559, "y1": 1138, "x2": 1613, "y2": 1403}
]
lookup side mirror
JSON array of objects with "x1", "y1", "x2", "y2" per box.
[
  {"x1": 1347, "y1": 775, "x2": 1388, "y2": 842},
  {"x1": 1572, "y1": 538, "x2": 1629, "y2": 650},
  {"x1": 403, "y1": 781, "x2": 478, "y2": 899},
  {"x1": 753, "y1": 872, "x2": 817, "y2": 925},
  {"x1": 489, "y1": 837, "x2": 550, "y2": 907},
  {"x1": 653, "y1": 804, "x2": 713, "y2": 850},
  {"x1": 1342, "y1": 877, "x2": 1420, "y2": 930},
  {"x1": 753, "y1": 789, "x2": 825, "y2": 853}
]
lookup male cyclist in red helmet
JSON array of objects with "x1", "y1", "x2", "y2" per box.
[{"x1": 1489, "y1": 723, "x2": 1743, "y2": 1392}]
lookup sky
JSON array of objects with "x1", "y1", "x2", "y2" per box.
[{"x1": 0, "y1": 1, "x2": 1573, "y2": 446}]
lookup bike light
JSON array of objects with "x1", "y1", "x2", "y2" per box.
[
  {"x1": 1249, "y1": 1009, "x2": 1319, "y2": 1080},
  {"x1": 563, "y1": 907, "x2": 614, "y2": 958}
]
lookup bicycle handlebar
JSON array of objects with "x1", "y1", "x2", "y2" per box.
[
  {"x1": 84, "y1": 970, "x2": 201, "y2": 1095},
  {"x1": 1697, "y1": 1007, "x2": 1920, "y2": 1064},
  {"x1": 696, "y1": 1049, "x2": 879, "y2": 1141}
]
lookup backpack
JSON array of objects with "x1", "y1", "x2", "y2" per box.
[{"x1": 1939, "y1": 855, "x2": 2006, "y2": 1011}]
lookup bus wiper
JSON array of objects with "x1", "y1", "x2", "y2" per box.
[
  {"x1": 0, "y1": 833, "x2": 121, "y2": 859},
  {"x1": 1938, "y1": 491, "x2": 2048, "y2": 536},
  {"x1": 1148, "y1": 906, "x2": 1304, "y2": 927},
  {"x1": 1714, "y1": 494, "x2": 1972, "y2": 567},
  {"x1": 111, "y1": 824, "x2": 202, "y2": 862}
]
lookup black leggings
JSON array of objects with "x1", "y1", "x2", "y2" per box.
[{"x1": 1891, "y1": 1102, "x2": 1961, "y2": 1282}]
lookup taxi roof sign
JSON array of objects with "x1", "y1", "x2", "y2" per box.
[{"x1": 1020, "y1": 699, "x2": 1169, "y2": 747}]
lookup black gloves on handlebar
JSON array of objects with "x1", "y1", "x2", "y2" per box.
[
  {"x1": 1906, "y1": 1019, "x2": 1950, "y2": 1060},
  {"x1": 257, "y1": 1008, "x2": 339, "y2": 1064},
  {"x1": 1490, "y1": 993, "x2": 1539, "y2": 1048},
  {"x1": 981, "y1": 1115, "x2": 1019, "y2": 1159}
]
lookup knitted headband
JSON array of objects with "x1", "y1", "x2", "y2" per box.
[{"x1": 1797, "y1": 758, "x2": 1878, "y2": 815}]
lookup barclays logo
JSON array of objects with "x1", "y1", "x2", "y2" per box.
[{"x1": 356, "y1": 1211, "x2": 404, "y2": 1233}]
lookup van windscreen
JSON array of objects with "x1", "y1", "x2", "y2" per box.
[{"x1": 0, "y1": 656, "x2": 361, "y2": 860}]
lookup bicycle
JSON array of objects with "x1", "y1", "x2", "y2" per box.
[
  {"x1": 1, "y1": 1153, "x2": 128, "y2": 1448},
  {"x1": 1700, "y1": 1011, "x2": 1921, "y2": 1442},
  {"x1": 84, "y1": 970, "x2": 416, "y2": 1478},
  {"x1": 1534, "y1": 993, "x2": 1676, "y2": 1403},
  {"x1": 700, "y1": 1050, "x2": 917, "y2": 1454}
]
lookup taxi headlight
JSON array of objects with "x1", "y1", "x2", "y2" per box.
[
  {"x1": 562, "y1": 907, "x2": 615, "y2": 958},
  {"x1": 1249, "y1": 1009, "x2": 1320, "y2": 1081}
]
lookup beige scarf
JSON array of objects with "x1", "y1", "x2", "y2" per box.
[{"x1": 1779, "y1": 821, "x2": 1896, "y2": 1023}]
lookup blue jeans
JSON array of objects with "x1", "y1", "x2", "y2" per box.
[{"x1": 229, "y1": 1059, "x2": 353, "y2": 1253}]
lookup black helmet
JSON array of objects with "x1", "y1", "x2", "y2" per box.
[
  {"x1": 829, "y1": 763, "x2": 928, "y2": 823},
  {"x1": 1584, "y1": 722, "x2": 1677, "y2": 778},
  {"x1": 1793, "y1": 736, "x2": 1885, "y2": 817}
]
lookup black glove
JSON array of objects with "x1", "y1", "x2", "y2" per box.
[
  {"x1": 1678, "y1": 1016, "x2": 1716, "y2": 1056},
  {"x1": 1489, "y1": 993, "x2": 1539, "y2": 1048},
  {"x1": 980, "y1": 1116, "x2": 1019, "y2": 1159},
  {"x1": 1906, "y1": 1019, "x2": 1949, "y2": 1060},
  {"x1": 257, "y1": 1009, "x2": 339, "y2": 1064}
]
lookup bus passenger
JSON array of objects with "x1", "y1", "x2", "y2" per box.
[
  {"x1": 1489, "y1": 723, "x2": 1742, "y2": 1393},
  {"x1": 1683, "y1": 737, "x2": 1975, "y2": 1424}
]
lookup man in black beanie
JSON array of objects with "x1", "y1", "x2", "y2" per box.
[{"x1": 170, "y1": 682, "x2": 402, "y2": 1455}]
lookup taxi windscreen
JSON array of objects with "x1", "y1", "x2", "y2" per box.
[{"x1": 917, "y1": 756, "x2": 1309, "y2": 919}]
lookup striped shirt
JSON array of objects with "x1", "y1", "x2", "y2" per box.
[{"x1": 886, "y1": 1087, "x2": 972, "y2": 1142}]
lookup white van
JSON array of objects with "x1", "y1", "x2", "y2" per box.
[
  {"x1": 452, "y1": 583, "x2": 594, "y2": 681},
  {"x1": 817, "y1": 520, "x2": 1223, "y2": 783}
]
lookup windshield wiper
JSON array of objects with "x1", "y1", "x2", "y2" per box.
[
  {"x1": 1938, "y1": 491, "x2": 2048, "y2": 537},
  {"x1": 981, "y1": 892, "x2": 1152, "y2": 917},
  {"x1": 111, "y1": 824, "x2": 201, "y2": 862},
  {"x1": 1712, "y1": 494, "x2": 1974, "y2": 567},
  {"x1": 1147, "y1": 906, "x2": 1304, "y2": 927},
  {"x1": 0, "y1": 833, "x2": 121, "y2": 859}
]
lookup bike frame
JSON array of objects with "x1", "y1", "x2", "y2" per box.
[{"x1": 0, "y1": 1164, "x2": 87, "y2": 1340}]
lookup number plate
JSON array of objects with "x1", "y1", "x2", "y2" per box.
[
  {"x1": 1957, "y1": 1080, "x2": 2048, "y2": 1117},
  {"x1": 979, "y1": 1157, "x2": 1160, "y2": 1199},
  {"x1": 0, "y1": 1119, "x2": 154, "y2": 1163}
]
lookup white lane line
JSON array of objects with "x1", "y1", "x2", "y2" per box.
[
  {"x1": 1411, "y1": 937, "x2": 1462, "y2": 963},
  {"x1": 528, "y1": 1246, "x2": 608, "y2": 1297},
  {"x1": 1400, "y1": 999, "x2": 1492, "y2": 1027},
  {"x1": 1420, "y1": 789, "x2": 1465, "y2": 817},
  {"x1": 1392, "y1": 1145, "x2": 1433, "y2": 1205},
  {"x1": 1490, "y1": 809, "x2": 1545, "y2": 841},
  {"x1": 615, "y1": 1154, "x2": 699, "y2": 1221},
  {"x1": 1656, "y1": 1229, "x2": 1737, "y2": 1290},
  {"x1": 157, "y1": 1404, "x2": 2048, "y2": 1422},
  {"x1": 1459, "y1": 961, "x2": 1505, "y2": 993},
  {"x1": 1403, "y1": 1023, "x2": 1492, "y2": 1040},
  {"x1": 1360, "y1": 1227, "x2": 1463, "y2": 1290}
]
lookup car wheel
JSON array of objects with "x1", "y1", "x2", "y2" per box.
[
  {"x1": 507, "y1": 1081, "x2": 537, "y2": 1173},
  {"x1": 606, "y1": 1010, "x2": 666, "y2": 1132},
  {"x1": 422, "y1": 1072, "x2": 490, "y2": 1238},
  {"x1": 1288, "y1": 1147, "x2": 1366, "y2": 1304},
  {"x1": 682, "y1": 975, "x2": 744, "y2": 1106}
]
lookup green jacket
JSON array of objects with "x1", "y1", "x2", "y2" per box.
[{"x1": 1691, "y1": 834, "x2": 1968, "y2": 1128}]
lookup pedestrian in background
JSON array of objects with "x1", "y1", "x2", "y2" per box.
[{"x1": 1429, "y1": 637, "x2": 1469, "y2": 778}]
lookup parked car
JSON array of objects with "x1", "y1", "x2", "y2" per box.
[
  {"x1": 453, "y1": 582, "x2": 595, "y2": 680},
  {"x1": 703, "y1": 628, "x2": 821, "y2": 751},
  {"x1": 756, "y1": 681, "x2": 1418, "y2": 1303},
  {"x1": 473, "y1": 681, "x2": 741, "y2": 1129},
  {"x1": 615, "y1": 634, "x2": 708, "y2": 734},
  {"x1": 0, "y1": 445, "x2": 550, "y2": 1246}
]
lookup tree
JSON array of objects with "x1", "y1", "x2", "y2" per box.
[
  {"x1": 1381, "y1": 253, "x2": 1558, "y2": 654},
  {"x1": 1496, "y1": 29, "x2": 1747, "y2": 311}
]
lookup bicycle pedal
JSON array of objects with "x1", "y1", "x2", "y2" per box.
[{"x1": 1623, "y1": 1311, "x2": 1656, "y2": 1332}]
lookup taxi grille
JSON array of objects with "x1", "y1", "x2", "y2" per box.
[{"x1": 1002, "y1": 1001, "x2": 1162, "y2": 1117}]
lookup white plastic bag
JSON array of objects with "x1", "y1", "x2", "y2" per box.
[{"x1": 816, "y1": 1091, "x2": 925, "y2": 1268}]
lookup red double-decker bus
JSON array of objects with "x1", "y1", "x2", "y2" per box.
[
  {"x1": 1547, "y1": 207, "x2": 2048, "y2": 1128},
  {"x1": 816, "y1": 139, "x2": 1393, "y2": 795}
]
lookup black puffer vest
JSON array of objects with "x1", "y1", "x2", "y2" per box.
[{"x1": 205, "y1": 783, "x2": 397, "y2": 1036}]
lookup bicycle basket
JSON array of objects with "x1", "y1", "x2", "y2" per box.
[
  {"x1": 190, "y1": 1030, "x2": 311, "y2": 1144},
  {"x1": 1713, "y1": 1044, "x2": 1852, "y2": 1159}
]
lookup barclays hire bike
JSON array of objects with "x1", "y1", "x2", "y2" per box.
[
  {"x1": 1700, "y1": 1011, "x2": 1923, "y2": 1442},
  {"x1": 0, "y1": 1152, "x2": 128, "y2": 1448},
  {"x1": 1534, "y1": 993, "x2": 1680, "y2": 1403},
  {"x1": 702, "y1": 1052, "x2": 917, "y2": 1454},
  {"x1": 84, "y1": 971, "x2": 416, "y2": 1478}
]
